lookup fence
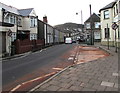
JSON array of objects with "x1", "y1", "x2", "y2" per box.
[{"x1": 14, "y1": 39, "x2": 44, "y2": 54}]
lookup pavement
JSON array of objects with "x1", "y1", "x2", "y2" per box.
[{"x1": 29, "y1": 43, "x2": 119, "y2": 92}]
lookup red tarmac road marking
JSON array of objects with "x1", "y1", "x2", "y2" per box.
[{"x1": 10, "y1": 72, "x2": 56, "y2": 92}]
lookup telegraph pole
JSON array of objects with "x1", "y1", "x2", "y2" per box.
[{"x1": 89, "y1": 4, "x2": 94, "y2": 45}]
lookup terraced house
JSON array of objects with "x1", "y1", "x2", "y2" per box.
[
  {"x1": 99, "y1": 0, "x2": 120, "y2": 47},
  {"x1": 0, "y1": 2, "x2": 38, "y2": 56}
]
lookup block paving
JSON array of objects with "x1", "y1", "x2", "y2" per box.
[{"x1": 32, "y1": 45, "x2": 119, "y2": 92}]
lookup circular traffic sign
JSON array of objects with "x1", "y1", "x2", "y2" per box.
[{"x1": 112, "y1": 23, "x2": 118, "y2": 30}]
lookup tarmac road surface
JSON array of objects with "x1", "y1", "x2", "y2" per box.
[{"x1": 2, "y1": 44, "x2": 78, "y2": 92}]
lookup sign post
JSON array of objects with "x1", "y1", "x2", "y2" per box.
[
  {"x1": 107, "y1": 24, "x2": 109, "y2": 50},
  {"x1": 112, "y1": 22, "x2": 118, "y2": 53}
]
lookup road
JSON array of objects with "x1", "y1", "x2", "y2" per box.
[{"x1": 2, "y1": 44, "x2": 78, "y2": 91}]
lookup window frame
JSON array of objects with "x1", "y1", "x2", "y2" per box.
[
  {"x1": 119, "y1": 1, "x2": 120, "y2": 13},
  {"x1": 104, "y1": 10, "x2": 109, "y2": 19},
  {"x1": 104, "y1": 28, "x2": 110, "y2": 38},
  {"x1": 30, "y1": 17, "x2": 37, "y2": 28},
  {"x1": 18, "y1": 17, "x2": 22, "y2": 26},
  {"x1": 86, "y1": 23, "x2": 90, "y2": 29},
  {"x1": 95, "y1": 22, "x2": 100, "y2": 28}
]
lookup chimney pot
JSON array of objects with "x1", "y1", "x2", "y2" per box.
[{"x1": 43, "y1": 16, "x2": 48, "y2": 23}]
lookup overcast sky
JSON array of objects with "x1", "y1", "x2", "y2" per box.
[{"x1": 0, "y1": 0, "x2": 115, "y2": 26}]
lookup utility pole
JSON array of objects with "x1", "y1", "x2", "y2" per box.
[
  {"x1": 89, "y1": 4, "x2": 94, "y2": 45},
  {"x1": 90, "y1": 4, "x2": 92, "y2": 45}
]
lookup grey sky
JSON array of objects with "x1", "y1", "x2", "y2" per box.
[{"x1": 0, "y1": 0, "x2": 114, "y2": 26}]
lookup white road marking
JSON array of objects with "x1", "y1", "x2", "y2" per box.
[
  {"x1": 52, "y1": 67, "x2": 63, "y2": 70},
  {"x1": 68, "y1": 57, "x2": 74, "y2": 60},
  {"x1": 112, "y1": 73, "x2": 119, "y2": 77}
]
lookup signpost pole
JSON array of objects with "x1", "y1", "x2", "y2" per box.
[
  {"x1": 112, "y1": 22, "x2": 118, "y2": 53},
  {"x1": 107, "y1": 24, "x2": 109, "y2": 50},
  {"x1": 115, "y1": 29, "x2": 117, "y2": 52}
]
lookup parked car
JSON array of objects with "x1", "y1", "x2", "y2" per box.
[
  {"x1": 65, "y1": 37, "x2": 72, "y2": 44},
  {"x1": 72, "y1": 40, "x2": 76, "y2": 43}
]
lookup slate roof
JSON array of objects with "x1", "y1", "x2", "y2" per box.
[
  {"x1": 85, "y1": 13, "x2": 100, "y2": 23},
  {"x1": 18, "y1": 8, "x2": 33, "y2": 16},
  {"x1": 99, "y1": 1, "x2": 117, "y2": 12},
  {"x1": 0, "y1": 2, "x2": 19, "y2": 15}
]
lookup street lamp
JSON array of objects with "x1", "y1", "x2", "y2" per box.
[
  {"x1": 76, "y1": 10, "x2": 83, "y2": 24},
  {"x1": 76, "y1": 10, "x2": 84, "y2": 43}
]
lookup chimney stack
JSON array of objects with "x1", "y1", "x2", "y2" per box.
[{"x1": 43, "y1": 15, "x2": 48, "y2": 23}]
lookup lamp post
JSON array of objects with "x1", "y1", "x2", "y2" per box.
[
  {"x1": 76, "y1": 10, "x2": 83, "y2": 32},
  {"x1": 76, "y1": 10, "x2": 83, "y2": 24},
  {"x1": 76, "y1": 10, "x2": 84, "y2": 43}
]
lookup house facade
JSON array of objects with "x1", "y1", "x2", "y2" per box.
[
  {"x1": 99, "y1": 0, "x2": 120, "y2": 47},
  {"x1": 84, "y1": 13, "x2": 101, "y2": 42},
  {"x1": 0, "y1": 2, "x2": 38, "y2": 56}
]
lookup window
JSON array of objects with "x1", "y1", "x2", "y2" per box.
[
  {"x1": 30, "y1": 34, "x2": 37, "y2": 40},
  {"x1": 86, "y1": 23, "x2": 90, "y2": 29},
  {"x1": 118, "y1": 26, "x2": 120, "y2": 38},
  {"x1": 95, "y1": 22, "x2": 100, "y2": 28},
  {"x1": 4, "y1": 14, "x2": 16, "y2": 24},
  {"x1": 30, "y1": 18, "x2": 34, "y2": 27},
  {"x1": 10, "y1": 15, "x2": 14, "y2": 24},
  {"x1": 105, "y1": 28, "x2": 110, "y2": 38},
  {"x1": 11, "y1": 33, "x2": 16, "y2": 42},
  {"x1": 4, "y1": 14, "x2": 9, "y2": 23},
  {"x1": 114, "y1": 7, "x2": 116, "y2": 17},
  {"x1": 30, "y1": 17, "x2": 37, "y2": 27},
  {"x1": 104, "y1": 10, "x2": 109, "y2": 19},
  {"x1": 18, "y1": 17, "x2": 22, "y2": 26},
  {"x1": 116, "y1": 4, "x2": 118, "y2": 14},
  {"x1": 119, "y1": 1, "x2": 120, "y2": 13},
  {"x1": 14, "y1": 16, "x2": 16, "y2": 24}
]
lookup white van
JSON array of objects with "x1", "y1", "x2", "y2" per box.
[{"x1": 65, "y1": 37, "x2": 72, "y2": 44}]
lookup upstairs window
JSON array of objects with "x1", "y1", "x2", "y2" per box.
[
  {"x1": 95, "y1": 22, "x2": 100, "y2": 28},
  {"x1": 30, "y1": 17, "x2": 37, "y2": 27},
  {"x1": 18, "y1": 17, "x2": 22, "y2": 26},
  {"x1": 86, "y1": 23, "x2": 90, "y2": 29},
  {"x1": 10, "y1": 15, "x2": 14, "y2": 24},
  {"x1": 4, "y1": 14, "x2": 9, "y2": 23},
  {"x1": 116, "y1": 4, "x2": 118, "y2": 14},
  {"x1": 119, "y1": 1, "x2": 120, "y2": 13},
  {"x1": 104, "y1": 10, "x2": 109, "y2": 19},
  {"x1": 114, "y1": 7, "x2": 116, "y2": 17}
]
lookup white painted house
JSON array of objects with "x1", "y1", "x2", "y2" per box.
[{"x1": 0, "y1": 2, "x2": 38, "y2": 56}]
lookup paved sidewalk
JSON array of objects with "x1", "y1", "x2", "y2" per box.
[{"x1": 30, "y1": 45, "x2": 119, "y2": 92}]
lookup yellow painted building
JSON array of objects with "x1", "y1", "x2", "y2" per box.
[{"x1": 99, "y1": 0, "x2": 120, "y2": 47}]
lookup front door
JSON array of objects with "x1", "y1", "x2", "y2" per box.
[{"x1": 2, "y1": 32, "x2": 6, "y2": 53}]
